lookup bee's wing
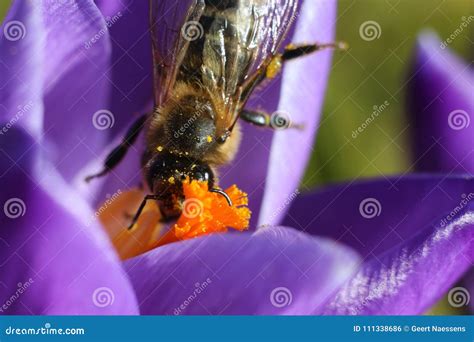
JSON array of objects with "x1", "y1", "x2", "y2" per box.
[
  {"x1": 150, "y1": 0, "x2": 298, "y2": 128},
  {"x1": 149, "y1": 0, "x2": 204, "y2": 107},
  {"x1": 243, "y1": 0, "x2": 299, "y2": 75},
  {"x1": 199, "y1": 0, "x2": 299, "y2": 132}
]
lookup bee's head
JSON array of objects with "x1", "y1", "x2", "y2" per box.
[{"x1": 146, "y1": 152, "x2": 215, "y2": 200}]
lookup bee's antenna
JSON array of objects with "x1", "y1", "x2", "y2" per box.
[
  {"x1": 127, "y1": 194, "x2": 159, "y2": 230},
  {"x1": 209, "y1": 188, "x2": 232, "y2": 206}
]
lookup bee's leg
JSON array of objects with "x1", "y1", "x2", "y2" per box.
[
  {"x1": 85, "y1": 114, "x2": 147, "y2": 182},
  {"x1": 240, "y1": 42, "x2": 346, "y2": 101},
  {"x1": 240, "y1": 109, "x2": 304, "y2": 130},
  {"x1": 283, "y1": 42, "x2": 347, "y2": 60},
  {"x1": 267, "y1": 42, "x2": 348, "y2": 78},
  {"x1": 127, "y1": 194, "x2": 159, "y2": 230}
]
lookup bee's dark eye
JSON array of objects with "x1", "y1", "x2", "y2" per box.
[{"x1": 188, "y1": 164, "x2": 214, "y2": 187}]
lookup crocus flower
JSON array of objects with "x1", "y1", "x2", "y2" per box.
[
  {"x1": 0, "y1": 0, "x2": 473, "y2": 316},
  {"x1": 406, "y1": 31, "x2": 474, "y2": 311}
]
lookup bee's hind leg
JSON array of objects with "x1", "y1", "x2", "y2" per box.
[
  {"x1": 240, "y1": 109, "x2": 304, "y2": 131},
  {"x1": 266, "y1": 42, "x2": 348, "y2": 78},
  {"x1": 85, "y1": 114, "x2": 147, "y2": 182},
  {"x1": 282, "y1": 42, "x2": 347, "y2": 61},
  {"x1": 239, "y1": 41, "x2": 347, "y2": 105}
]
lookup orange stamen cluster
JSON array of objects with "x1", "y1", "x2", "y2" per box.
[
  {"x1": 158, "y1": 179, "x2": 251, "y2": 246},
  {"x1": 98, "y1": 180, "x2": 251, "y2": 260}
]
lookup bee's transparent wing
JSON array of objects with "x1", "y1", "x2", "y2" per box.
[
  {"x1": 243, "y1": 0, "x2": 299, "y2": 76},
  {"x1": 149, "y1": 0, "x2": 202, "y2": 107},
  {"x1": 150, "y1": 0, "x2": 298, "y2": 119},
  {"x1": 200, "y1": 0, "x2": 299, "y2": 132}
]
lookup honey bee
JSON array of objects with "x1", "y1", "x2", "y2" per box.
[{"x1": 86, "y1": 0, "x2": 344, "y2": 228}]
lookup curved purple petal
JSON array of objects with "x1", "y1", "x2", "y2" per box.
[
  {"x1": 407, "y1": 31, "x2": 474, "y2": 174},
  {"x1": 94, "y1": 0, "x2": 154, "y2": 137},
  {"x1": 41, "y1": 0, "x2": 113, "y2": 181},
  {"x1": 125, "y1": 226, "x2": 360, "y2": 315},
  {"x1": 0, "y1": 0, "x2": 43, "y2": 139},
  {"x1": 325, "y1": 209, "x2": 473, "y2": 315},
  {"x1": 282, "y1": 175, "x2": 474, "y2": 314},
  {"x1": 2, "y1": 0, "x2": 114, "y2": 181},
  {"x1": 0, "y1": 127, "x2": 138, "y2": 314},
  {"x1": 258, "y1": 0, "x2": 336, "y2": 226}
]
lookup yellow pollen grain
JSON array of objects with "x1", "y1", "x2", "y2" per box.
[
  {"x1": 156, "y1": 145, "x2": 163, "y2": 152},
  {"x1": 206, "y1": 135, "x2": 213, "y2": 143},
  {"x1": 168, "y1": 176, "x2": 175, "y2": 184},
  {"x1": 266, "y1": 56, "x2": 282, "y2": 79}
]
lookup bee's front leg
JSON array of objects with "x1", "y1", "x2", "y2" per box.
[{"x1": 85, "y1": 114, "x2": 147, "y2": 182}]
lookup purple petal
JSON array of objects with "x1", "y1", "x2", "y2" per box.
[
  {"x1": 325, "y1": 208, "x2": 473, "y2": 315},
  {"x1": 125, "y1": 226, "x2": 360, "y2": 315},
  {"x1": 0, "y1": 127, "x2": 138, "y2": 314},
  {"x1": 283, "y1": 175, "x2": 474, "y2": 314},
  {"x1": 407, "y1": 31, "x2": 474, "y2": 174},
  {"x1": 41, "y1": 1, "x2": 114, "y2": 181},
  {"x1": 258, "y1": 0, "x2": 336, "y2": 226},
  {"x1": 0, "y1": 0, "x2": 43, "y2": 139},
  {"x1": 94, "y1": 0, "x2": 154, "y2": 137},
  {"x1": 2, "y1": 0, "x2": 114, "y2": 181}
]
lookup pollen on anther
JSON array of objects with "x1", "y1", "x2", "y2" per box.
[{"x1": 157, "y1": 178, "x2": 251, "y2": 246}]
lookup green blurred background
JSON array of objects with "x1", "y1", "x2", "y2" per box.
[
  {"x1": 305, "y1": 0, "x2": 472, "y2": 188},
  {"x1": 0, "y1": 0, "x2": 472, "y2": 315}
]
